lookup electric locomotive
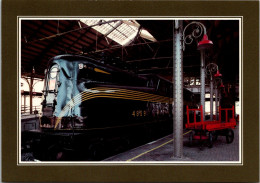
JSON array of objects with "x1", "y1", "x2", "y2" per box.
[{"x1": 22, "y1": 54, "x2": 195, "y2": 161}]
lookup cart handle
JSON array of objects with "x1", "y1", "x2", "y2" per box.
[
  {"x1": 219, "y1": 105, "x2": 235, "y2": 122},
  {"x1": 186, "y1": 105, "x2": 203, "y2": 124}
]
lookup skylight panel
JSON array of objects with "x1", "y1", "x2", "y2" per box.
[
  {"x1": 80, "y1": 19, "x2": 114, "y2": 35},
  {"x1": 80, "y1": 19, "x2": 156, "y2": 46}
]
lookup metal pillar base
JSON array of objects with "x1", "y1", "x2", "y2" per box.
[{"x1": 171, "y1": 155, "x2": 191, "y2": 161}]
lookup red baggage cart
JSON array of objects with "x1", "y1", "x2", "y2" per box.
[{"x1": 185, "y1": 105, "x2": 237, "y2": 148}]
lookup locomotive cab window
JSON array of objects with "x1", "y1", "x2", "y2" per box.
[{"x1": 47, "y1": 65, "x2": 59, "y2": 92}]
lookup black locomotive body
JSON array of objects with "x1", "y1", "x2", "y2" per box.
[{"x1": 22, "y1": 54, "x2": 194, "y2": 161}]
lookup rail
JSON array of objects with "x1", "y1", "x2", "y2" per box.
[
  {"x1": 186, "y1": 105, "x2": 235, "y2": 124},
  {"x1": 185, "y1": 105, "x2": 236, "y2": 130},
  {"x1": 186, "y1": 105, "x2": 203, "y2": 124},
  {"x1": 21, "y1": 105, "x2": 41, "y2": 115},
  {"x1": 219, "y1": 106, "x2": 235, "y2": 123}
]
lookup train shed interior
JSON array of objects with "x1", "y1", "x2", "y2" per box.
[
  {"x1": 21, "y1": 19, "x2": 239, "y2": 113},
  {"x1": 20, "y1": 19, "x2": 240, "y2": 161}
]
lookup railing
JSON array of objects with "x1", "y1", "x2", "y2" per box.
[
  {"x1": 186, "y1": 105, "x2": 204, "y2": 124},
  {"x1": 219, "y1": 106, "x2": 235, "y2": 123},
  {"x1": 186, "y1": 105, "x2": 235, "y2": 124},
  {"x1": 21, "y1": 105, "x2": 41, "y2": 115}
]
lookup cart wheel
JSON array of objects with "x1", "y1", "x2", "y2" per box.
[
  {"x1": 226, "y1": 129, "x2": 234, "y2": 144},
  {"x1": 208, "y1": 132, "x2": 213, "y2": 148},
  {"x1": 213, "y1": 131, "x2": 218, "y2": 141},
  {"x1": 189, "y1": 131, "x2": 193, "y2": 146}
]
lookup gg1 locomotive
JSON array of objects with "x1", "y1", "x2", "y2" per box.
[{"x1": 22, "y1": 54, "x2": 195, "y2": 161}]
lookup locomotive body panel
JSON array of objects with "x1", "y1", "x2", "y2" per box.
[{"x1": 41, "y1": 55, "x2": 176, "y2": 130}]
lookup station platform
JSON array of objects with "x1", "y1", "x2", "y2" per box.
[{"x1": 103, "y1": 123, "x2": 239, "y2": 162}]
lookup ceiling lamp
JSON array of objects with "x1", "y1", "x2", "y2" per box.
[
  {"x1": 214, "y1": 70, "x2": 222, "y2": 77},
  {"x1": 197, "y1": 34, "x2": 213, "y2": 50}
]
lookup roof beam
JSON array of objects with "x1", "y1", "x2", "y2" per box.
[{"x1": 26, "y1": 20, "x2": 118, "y2": 44}]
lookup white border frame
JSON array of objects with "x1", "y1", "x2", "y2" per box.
[{"x1": 18, "y1": 16, "x2": 242, "y2": 166}]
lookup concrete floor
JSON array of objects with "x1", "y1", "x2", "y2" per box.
[{"x1": 103, "y1": 122, "x2": 240, "y2": 162}]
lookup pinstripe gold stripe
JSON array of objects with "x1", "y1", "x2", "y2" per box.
[
  {"x1": 80, "y1": 92, "x2": 170, "y2": 103},
  {"x1": 60, "y1": 87, "x2": 171, "y2": 107},
  {"x1": 83, "y1": 87, "x2": 171, "y2": 101},
  {"x1": 54, "y1": 87, "x2": 173, "y2": 129}
]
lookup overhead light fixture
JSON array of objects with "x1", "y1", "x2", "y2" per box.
[
  {"x1": 183, "y1": 21, "x2": 213, "y2": 50},
  {"x1": 214, "y1": 70, "x2": 222, "y2": 77},
  {"x1": 32, "y1": 66, "x2": 35, "y2": 74},
  {"x1": 197, "y1": 34, "x2": 213, "y2": 50}
]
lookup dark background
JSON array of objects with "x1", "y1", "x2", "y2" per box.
[{"x1": 2, "y1": 0, "x2": 259, "y2": 182}]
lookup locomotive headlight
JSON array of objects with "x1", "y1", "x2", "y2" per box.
[
  {"x1": 48, "y1": 64, "x2": 59, "y2": 91},
  {"x1": 50, "y1": 66, "x2": 59, "y2": 78}
]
